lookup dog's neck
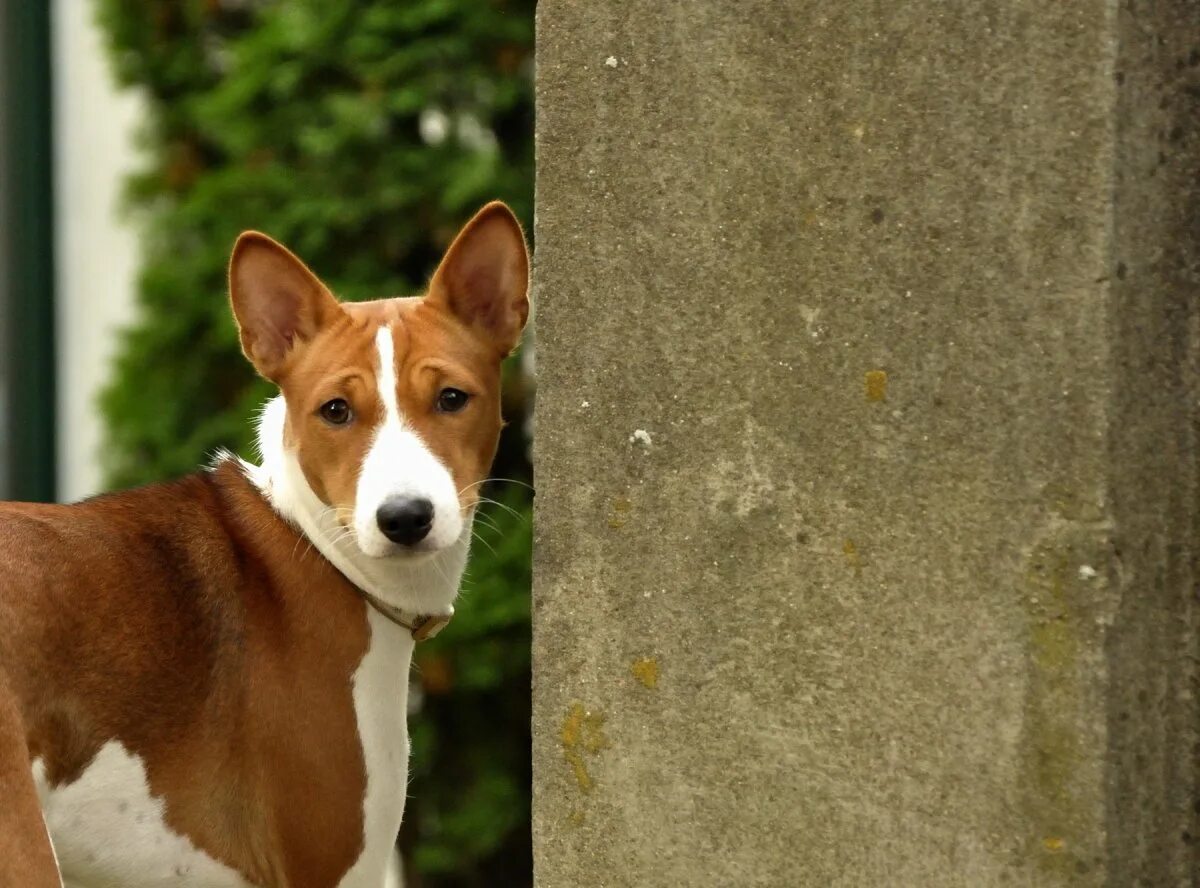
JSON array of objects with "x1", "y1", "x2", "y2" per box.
[{"x1": 238, "y1": 395, "x2": 468, "y2": 622}]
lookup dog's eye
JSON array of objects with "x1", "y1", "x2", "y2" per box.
[
  {"x1": 319, "y1": 398, "x2": 353, "y2": 425},
  {"x1": 436, "y1": 388, "x2": 469, "y2": 413}
]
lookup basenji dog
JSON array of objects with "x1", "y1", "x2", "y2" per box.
[{"x1": 0, "y1": 202, "x2": 529, "y2": 888}]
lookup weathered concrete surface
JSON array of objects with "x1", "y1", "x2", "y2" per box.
[{"x1": 532, "y1": 2, "x2": 1199, "y2": 885}]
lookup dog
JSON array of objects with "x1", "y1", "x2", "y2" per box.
[{"x1": 0, "y1": 202, "x2": 530, "y2": 887}]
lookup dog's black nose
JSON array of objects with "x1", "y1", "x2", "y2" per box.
[{"x1": 376, "y1": 497, "x2": 434, "y2": 545}]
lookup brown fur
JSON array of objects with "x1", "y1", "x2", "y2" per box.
[
  {"x1": 0, "y1": 202, "x2": 529, "y2": 887},
  {"x1": 0, "y1": 466, "x2": 370, "y2": 886},
  {"x1": 283, "y1": 298, "x2": 509, "y2": 517}
]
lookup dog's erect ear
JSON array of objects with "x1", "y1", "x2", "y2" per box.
[
  {"x1": 427, "y1": 202, "x2": 530, "y2": 356},
  {"x1": 229, "y1": 232, "x2": 343, "y2": 381}
]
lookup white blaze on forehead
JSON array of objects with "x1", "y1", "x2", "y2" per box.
[
  {"x1": 352, "y1": 325, "x2": 463, "y2": 558},
  {"x1": 374, "y1": 324, "x2": 401, "y2": 428}
]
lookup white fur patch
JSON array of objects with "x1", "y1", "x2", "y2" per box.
[
  {"x1": 336, "y1": 608, "x2": 413, "y2": 888},
  {"x1": 353, "y1": 326, "x2": 464, "y2": 557},
  {"x1": 33, "y1": 743, "x2": 250, "y2": 888}
]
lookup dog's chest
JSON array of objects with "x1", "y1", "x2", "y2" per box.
[
  {"x1": 336, "y1": 608, "x2": 413, "y2": 887},
  {"x1": 33, "y1": 742, "x2": 251, "y2": 888}
]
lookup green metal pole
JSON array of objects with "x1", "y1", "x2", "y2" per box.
[{"x1": 0, "y1": 0, "x2": 57, "y2": 502}]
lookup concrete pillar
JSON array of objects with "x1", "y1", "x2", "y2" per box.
[{"x1": 532, "y1": 2, "x2": 1199, "y2": 886}]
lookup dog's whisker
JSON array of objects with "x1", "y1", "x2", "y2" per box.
[
  {"x1": 475, "y1": 497, "x2": 525, "y2": 522},
  {"x1": 290, "y1": 533, "x2": 316, "y2": 562},
  {"x1": 457, "y1": 477, "x2": 533, "y2": 496},
  {"x1": 471, "y1": 524, "x2": 501, "y2": 541},
  {"x1": 428, "y1": 552, "x2": 456, "y2": 590},
  {"x1": 469, "y1": 529, "x2": 499, "y2": 559},
  {"x1": 471, "y1": 512, "x2": 503, "y2": 534}
]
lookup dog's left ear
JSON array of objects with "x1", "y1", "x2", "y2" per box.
[{"x1": 428, "y1": 202, "x2": 530, "y2": 356}]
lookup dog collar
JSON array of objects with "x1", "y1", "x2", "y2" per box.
[{"x1": 360, "y1": 591, "x2": 453, "y2": 641}]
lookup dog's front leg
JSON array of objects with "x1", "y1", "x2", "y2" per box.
[{"x1": 0, "y1": 687, "x2": 62, "y2": 888}]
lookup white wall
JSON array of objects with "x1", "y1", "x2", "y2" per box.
[{"x1": 51, "y1": 0, "x2": 143, "y2": 502}]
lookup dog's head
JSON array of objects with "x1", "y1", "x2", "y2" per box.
[{"x1": 229, "y1": 203, "x2": 528, "y2": 561}]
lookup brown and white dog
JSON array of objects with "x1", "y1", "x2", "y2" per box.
[{"x1": 0, "y1": 202, "x2": 529, "y2": 888}]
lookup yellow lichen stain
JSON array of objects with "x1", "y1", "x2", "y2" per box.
[
  {"x1": 843, "y1": 539, "x2": 863, "y2": 577},
  {"x1": 561, "y1": 703, "x2": 610, "y2": 793},
  {"x1": 631, "y1": 657, "x2": 659, "y2": 689},
  {"x1": 608, "y1": 496, "x2": 633, "y2": 529},
  {"x1": 568, "y1": 809, "x2": 586, "y2": 827},
  {"x1": 864, "y1": 370, "x2": 888, "y2": 402},
  {"x1": 1020, "y1": 536, "x2": 1100, "y2": 876}
]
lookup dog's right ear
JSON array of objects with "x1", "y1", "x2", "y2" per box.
[{"x1": 229, "y1": 232, "x2": 343, "y2": 382}]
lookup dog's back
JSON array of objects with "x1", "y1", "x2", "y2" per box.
[{"x1": 1, "y1": 476, "x2": 233, "y2": 728}]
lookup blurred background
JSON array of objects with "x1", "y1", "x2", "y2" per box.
[{"x1": 0, "y1": 1, "x2": 534, "y2": 884}]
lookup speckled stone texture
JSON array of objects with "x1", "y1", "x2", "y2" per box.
[{"x1": 532, "y1": 2, "x2": 1200, "y2": 885}]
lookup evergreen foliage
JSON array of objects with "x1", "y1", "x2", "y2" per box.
[{"x1": 94, "y1": 1, "x2": 534, "y2": 883}]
